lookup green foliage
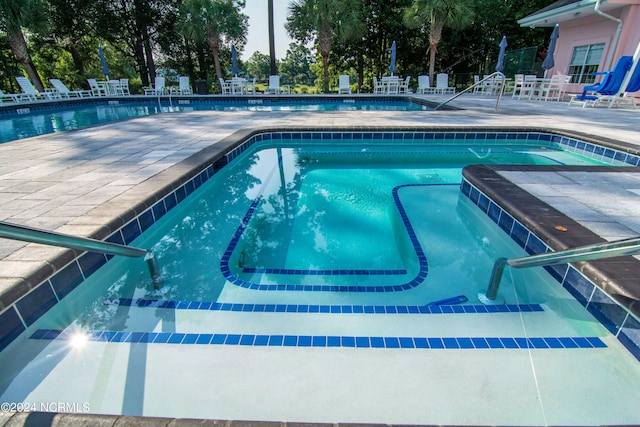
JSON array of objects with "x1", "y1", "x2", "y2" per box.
[
  {"x1": 246, "y1": 52, "x2": 272, "y2": 81},
  {"x1": 279, "y1": 43, "x2": 315, "y2": 86},
  {"x1": 0, "y1": 0, "x2": 557, "y2": 95}
]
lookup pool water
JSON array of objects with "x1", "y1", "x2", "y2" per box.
[
  {"x1": 1, "y1": 140, "x2": 639, "y2": 425},
  {"x1": 0, "y1": 99, "x2": 428, "y2": 143}
]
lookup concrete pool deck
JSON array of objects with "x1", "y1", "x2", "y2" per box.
[{"x1": 1, "y1": 93, "x2": 640, "y2": 310}]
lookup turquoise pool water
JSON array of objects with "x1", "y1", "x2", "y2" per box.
[
  {"x1": 1, "y1": 137, "x2": 639, "y2": 425},
  {"x1": 0, "y1": 98, "x2": 428, "y2": 143}
]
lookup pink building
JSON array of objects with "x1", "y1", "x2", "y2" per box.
[{"x1": 518, "y1": 0, "x2": 640, "y2": 96}]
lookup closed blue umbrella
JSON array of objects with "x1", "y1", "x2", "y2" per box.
[
  {"x1": 231, "y1": 45, "x2": 239, "y2": 76},
  {"x1": 495, "y1": 36, "x2": 508, "y2": 73},
  {"x1": 98, "y1": 45, "x2": 110, "y2": 80},
  {"x1": 542, "y1": 25, "x2": 560, "y2": 71},
  {"x1": 390, "y1": 40, "x2": 397, "y2": 75}
]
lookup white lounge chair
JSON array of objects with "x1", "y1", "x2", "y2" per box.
[
  {"x1": 173, "y1": 76, "x2": 192, "y2": 95},
  {"x1": 49, "y1": 79, "x2": 92, "y2": 98},
  {"x1": 0, "y1": 89, "x2": 21, "y2": 103},
  {"x1": 435, "y1": 73, "x2": 455, "y2": 94},
  {"x1": 144, "y1": 77, "x2": 166, "y2": 95},
  {"x1": 338, "y1": 75, "x2": 351, "y2": 94},
  {"x1": 16, "y1": 77, "x2": 56, "y2": 100},
  {"x1": 87, "y1": 79, "x2": 107, "y2": 96},
  {"x1": 416, "y1": 75, "x2": 432, "y2": 94},
  {"x1": 264, "y1": 75, "x2": 289, "y2": 94}
]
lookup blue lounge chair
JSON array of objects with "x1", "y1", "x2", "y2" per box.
[
  {"x1": 568, "y1": 56, "x2": 633, "y2": 106},
  {"x1": 594, "y1": 59, "x2": 640, "y2": 108}
]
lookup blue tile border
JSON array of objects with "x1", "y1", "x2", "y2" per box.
[
  {"x1": 461, "y1": 177, "x2": 640, "y2": 361},
  {"x1": 29, "y1": 328, "x2": 606, "y2": 350},
  {"x1": 220, "y1": 184, "x2": 439, "y2": 292},
  {"x1": 110, "y1": 297, "x2": 543, "y2": 314},
  {"x1": 2, "y1": 129, "x2": 638, "y2": 354}
]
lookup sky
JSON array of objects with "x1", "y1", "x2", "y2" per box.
[{"x1": 241, "y1": 0, "x2": 295, "y2": 61}]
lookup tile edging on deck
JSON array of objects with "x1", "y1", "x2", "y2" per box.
[{"x1": 461, "y1": 166, "x2": 640, "y2": 362}]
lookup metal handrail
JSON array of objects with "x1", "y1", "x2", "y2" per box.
[
  {"x1": 0, "y1": 221, "x2": 162, "y2": 288},
  {"x1": 480, "y1": 236, "x2": 640, "y2": 304},
  {"x1": 434, "y1": 71, "x2": 506, "y2": 111}
]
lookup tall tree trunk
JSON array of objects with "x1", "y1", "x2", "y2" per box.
[
  {"x1": 428, "y1": 21, "x2": 443, "y2": 85},
  {"x1": 208, "y1": 33, "x2": 223, "y2": 82},
  {"x1": 134, "y1": 42, "x2": 149, "y2": 86},
  {"x1": 7, "y1": 28, "x2": 44, "y2": 91},
  {"x1": 144, "y1": 36, "x2": 156, "y2": 83},
  {"x1": 321, "y1": 51, "x2": 330, "y2": 93},
  {"x1": 268, "y1": 0, "x2": 277, "y2": 75},
  {"x1": 318, "y1": 25, "x2": 332, "y2": 93}
]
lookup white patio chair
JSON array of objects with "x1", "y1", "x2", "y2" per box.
[
  {"x1": 119, "y1": 79, "x2": 131, "y2": 95},
  {"x1": 144, "y1": 77, "x2": 166, "y2": 95},
  {"x1": 264, "y1": 75, "x2": 289, "y2": 94},
  {"x1": 399, "y1": 76, "x2": 411, "y2": 93},
  {"x1": 436, "y1": 73, "x2": 455, "y2": 94},
  {"x1": 535, "y1": 74, "x2": 565, "y2": 101},
  {"x1": 416, "y1": 75, "x2": 431, "y2": 94},
  {"x1": 385, "y1": 76, "x2": 400, "y2": 94},
  {"x1": 218, "y1": 78, "x2": 231, "y2": 95},
  {"x1": 171, "y1": 76, "x2": 192, "y2": 95},
  {"x1": 244, "y1": 77, "x2": 257, "y2": 94},
  {"x1": 373, "y1": 77, "x2": 385, "y2": 94},
  {"x1": 338, "y1": 75, "x2": 351, "y2": 94},
  {"x1": 472, "y1": 75, "x2": 483, "y2": 93}
]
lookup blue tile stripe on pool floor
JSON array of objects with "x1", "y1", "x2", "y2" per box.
[
  {"x1": 29, "y1": 328, "x2": 607, "y2": 349},
  {"x1": 108, "y1": 298, "x2": 544, "y2": 314},
  {"x1": 219, "y1": 184, "x2": 459, "y2": 292}
]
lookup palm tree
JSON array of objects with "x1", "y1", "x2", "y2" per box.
[
  {"x1": 268, "y1": 0, "x2": 277, "y2": 75},
  {"x1": 178, "y1": 0, "x2": 248, "y2": 82},
  {"x1": 287, "y1": 0, "x2": 364, "y2": 93},
  {"x1": 0, "y1": 0, "x2": 47, "y2": 91},
  {"x1": 404, "y1": 0, "x2": 475, "y2": 85}
]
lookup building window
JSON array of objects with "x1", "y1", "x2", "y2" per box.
[{"x1": 568, "y1": 43, "x2": 605, "y2": 84}]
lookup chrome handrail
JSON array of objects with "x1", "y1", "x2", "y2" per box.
[
  {"x1": 480, "y1": 236, "x2": 640, "y2": 304},
  {"x1": 434, "y1": 71, "x2": 506, "y2": 111},
  {"x1": 0, "y1": 221, "x2": 162, "y2": 288}
]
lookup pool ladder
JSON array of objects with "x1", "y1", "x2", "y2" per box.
[
  {"x1": 434, "y1": 71, "x2": 506, "y2": 111},
  {"x1": 0, "y1": 221, "x2": 162, "y2": 289},
  {"x1": 480, "y1": 236, "x2": 640, "y2": 304}
]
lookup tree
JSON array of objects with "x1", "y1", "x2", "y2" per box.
[
  {"x1": 246, "y1": 51, "x2": 272, "y2": 82},
  {"x1": 267, "y1": 0, "x2": 276, "y2": 75},
  {"x1": 0, "y1": 0, "x2": 47, "y2": 91},
  {"x1": 404, "y1": 0, "x2": 475, "y2": 85},
  {"x1": 279, "y1": 43, "x2": 314, "y2": 86},
  {"x1": 286, "y1": 0, "x2": 364, "y2": 93},
  {"x1": 178, "y1": 0, "x2": 248, "y2": 82}
]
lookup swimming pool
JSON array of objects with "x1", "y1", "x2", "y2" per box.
[
  {"x1": 0, "y1": 97, "x2": 432, "y2": 144},
  {"x1": 1, "y1": 130, "x2": 640, "y2": 425}
]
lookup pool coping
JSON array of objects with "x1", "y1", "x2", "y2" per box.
[
  {"x1": 0, "y1": 94, "x2": 453, "y2": 116},
  {"x1": 463, "y1": 164, "x2": 640, "y2": 314}
]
